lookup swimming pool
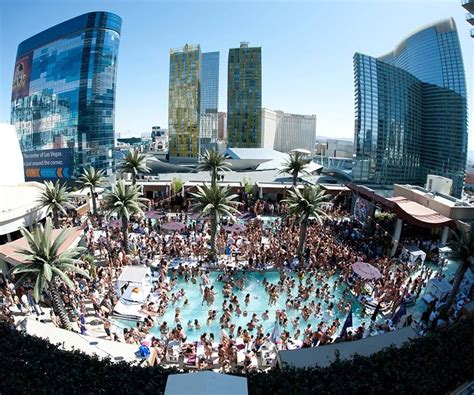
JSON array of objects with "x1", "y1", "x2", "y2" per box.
[{"x1": 112, "y1": 257, "x2": 460, "y2": 342}]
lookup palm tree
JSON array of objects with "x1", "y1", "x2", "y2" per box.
[
  {"x1": 197, "y1": 149, "x2": 231, "y2": 187},
  {"x1": 190, "y1": 184, "x2": 240, "y2": 258},
  {"x1": 11, "y1": 218, "x2": 88, "y2": 329},
  {"x1": 283, "y1": 185, "x2": 330, "y2": 257},
  {"x1": 103, "y1": 180, "x2": 147, "y2": 254},
  {"x1": 37, "y1": 181, "x2": 72, "y2": 229},
  {"x1": 444, "y1": 227, "x2": 474, "y2": 311},
  {"x1": 118, "y1": 148, "x2": 151, "y2": 185},
  {"x1": 280, "y1": 151, "x2": 311, "y2": 186},
  {"x1": 78, "y1": 166, "x2": 105, "y2": 216}
]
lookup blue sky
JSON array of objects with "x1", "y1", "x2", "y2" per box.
[{"x1": 1, "y1": 0, "x2": 473, "y2": 146}]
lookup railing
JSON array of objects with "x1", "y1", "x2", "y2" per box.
[{"x1": 466, "y1": 13, "x2": 474, "y2": 20}]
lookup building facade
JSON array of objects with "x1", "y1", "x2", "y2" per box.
[
  {"x1": 227, "y1": 42, "x2": 262, "y2": 148},
  {"x1": 218, "y1": 111, "x2": 227, "y2": 140},
  {"x1": 353, "y1": 18, "x2": 467, "y2": 197},
  {"x1": 261, "y1": 109, "x2": 317, "y2": 154},
  {"x1": 168, "y1": 44, "x2": 201, "y2": 161},
  {"x1": 199, "y1": 51, "x2": 219, "y2": 154},
  {"x1": 10, "y1": 12, "x2": 122, "y2": 180}
]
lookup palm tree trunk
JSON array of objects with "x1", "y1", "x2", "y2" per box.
[
  {"x1": 212, "y1": 169, "x2": 217, "y2": 188},
  {"x1": 122, "y1": 217, "x2": 130, "y2": 255},
  {"x1": 90, "y1": 186, "x2": 97, "y2": 215},
  {"x1": 49, "y1": 279, "x2": 71, "y2": 330},
  {"x1": 53, "y1": 208, "x2": 60, "y2": 229},
  {"x1": 210, "y1": 210, "x2": 218, "y2": 259},
  {"x1": 132, "y1": 173, "x2": 136, "y2": 186},
  {"x1": 445, "y1": 260, "x2": 470, "y2": 309},
  {"x1": 297, "y1": 220, "x2": 308, "y2": 257},
  {"x1": 293, "y1": 171, "x2": 298, "y2": 187}
]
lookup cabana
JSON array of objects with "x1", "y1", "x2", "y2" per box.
[
  {"x1": 164, "y1": 371, "x2": 248, "y2": 395},
  {"x1": 116, "y1": 266, "x2": 152, "y2": 297},
  {"x1": 401, "y1": 245, "x2": 427, "y2": 265},
  {"x1": 422, "y1": 277, "x2": 453, "y2": 304}
]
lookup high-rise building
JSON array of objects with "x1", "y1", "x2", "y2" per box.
[
  {"x1": 168, "y1": 44, "x2": 201, "y2": 161},
  {"x1": 10, "y1": 12, "x2": 122, "y2": 180},
  {"x1": 353, "y1": 18, "x2": 467, "y2": 197},
  {"x1": 227, "y1": 42, "x2": 262, "y2": 148},
  {"x1": 261, "y1": 109, "x2": 317, "y2": 154},
  {"x1": 461, "y1": 0, "x2": 474, "y2": 38},
  {"x1": 217, "y1": 112, "x2": 227, "y2": 140},
  {"x1": 200, "y1": 51, "x2": 219, "y2": 154}
]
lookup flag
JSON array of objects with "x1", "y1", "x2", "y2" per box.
[
  {"x1": 371, "y1": 302, "x2": 381, "y2": 321},
  {"x1": 339, "y1": 308, "x2": 353, "y2": 338},
  {"x1": 391, "y1": 301, "x2": 407, "y2": 325},
  {"x1": 271, "y1": 320, "x2": 280, "y2": 343}
]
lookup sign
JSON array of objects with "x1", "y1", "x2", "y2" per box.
[
  {"x1": 12, "y1": 53, "x2": 32, "y2": 101},
  {"x1": 23, "y1": 148, "x2": 74, "y2": 180}
]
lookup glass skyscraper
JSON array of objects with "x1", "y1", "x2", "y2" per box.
[
  {"x1": 168, "y1": 44, "x2": 201, "y2": 161},
  {"x1": 10, "y1": 12, "x2": 122, "y2": 180},
  {"x1": 200, "y1": 52, "x2": 219, "y2": 154},
  {"x1": 227, "y1": 42, "x2": 262, "y2": 148},
  {"x1": 353, "y1": 18, "x2": 467, "y2": 197}
]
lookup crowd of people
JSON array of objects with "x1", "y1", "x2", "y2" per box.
[{"x1": 0, "y1": 192, "x2": 469, "y2": 372}]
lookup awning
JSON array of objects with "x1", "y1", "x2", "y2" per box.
[
  {"x1": 0, "y1": 226, "x2": 84, "y2": 266},
  {"x1": 347, "y1": 183, "x2": 455, "y2": 229}
]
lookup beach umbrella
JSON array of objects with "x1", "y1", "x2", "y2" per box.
[
  {"x1": 339, "y1": 308, "x2": 353, "y2": 338},
  {"x1": 145, "y1": 211, "x2": 166, "y2": 220},
  {"x1": 105, "y1": 219, "x2": 122, "y2": 228},
  {"x1": 271, "y1": 320, "x2": 280, "y2": 343},
  {"x1": 352, "y1": 261, "x2": 383, "y2": 280},
  {"x1": 391, "y1": 301, "x2": 407, "y2": 325},
  {"x1": 162, "y1": 222, "x2": 186, "y2": 232},
  {"x1": 371, "y1": 302, "x2": 381, "y2": 321},
  {"x1": 223, "y1": 223, "x2": 246, "y2": 234}
]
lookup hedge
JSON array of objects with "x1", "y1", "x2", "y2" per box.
[{"x1": 0, "y1": 316, "x2": 473, "y2": 394}]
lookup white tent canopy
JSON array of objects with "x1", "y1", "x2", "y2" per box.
[
  {"x1": 423, "y1": 277, "x2": 452, "y2": 303},
  {"x1": 401, "y1": 245, "x2": 427, "y2": 264},
  {"x1": 116, "y1": 266, "x2": 152, "y2": 296},
  {"x1": 165, "y1": 371, "x2": 248, "y2": 395}
]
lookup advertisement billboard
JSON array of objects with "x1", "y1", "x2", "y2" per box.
[
  {"x1": 352, "y1": 196, "x2": 375, "y2": 229},
  {"x1": 12, "y1": 53, "x2": 32, "y2": 101},
  {"x1": 23, "y1": 148, "x2": 74, "y2": 180}
]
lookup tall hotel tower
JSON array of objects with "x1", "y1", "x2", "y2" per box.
[
  {"x1": 353, "y1": 18, "x2": 467, "y2": 197},
  {"x1": 227, "y1": 42, "x2": 262, "y2": 148},
  {"x1": 11, "y1": 12, "x2": 122, "y2": 180}
]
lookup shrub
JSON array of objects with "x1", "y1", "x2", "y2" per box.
[{"x1": 0, "y1": 315, "x2": 473, "y2": 394}]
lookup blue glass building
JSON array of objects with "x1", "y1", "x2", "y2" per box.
[
  {"x1": 200, "y1": 51, "x2": 219, "y2": 154},
  {"x1": 10, "y1": 12, "x2": 122, "y2": 180},
  {"x1": 353, "y1": 18, "x2": 467, "y2": 196}
]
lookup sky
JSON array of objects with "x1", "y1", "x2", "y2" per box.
[{"x1": 0, "y1": 0, "x2": 473, "y2": 146}]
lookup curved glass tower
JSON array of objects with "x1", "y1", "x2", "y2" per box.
[
  {"x1": 10, "y1": 12, "x2": 122, "y2": 180},
  {"x1": 354, "y1": 18, "x2": 467, "y2": 196}
]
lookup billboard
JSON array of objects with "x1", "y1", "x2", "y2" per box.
[
  {"x1": 23, "y1": 148, "x2": 74, "y2": 180},
  {"x1": 12, "y1": 53, "x2": 32, "y2": 101},
  {"x1": 352, "y1": 196, "x2": 375, "y2": 228}
]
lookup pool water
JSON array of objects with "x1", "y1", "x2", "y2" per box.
[{"x1": 115, "y1": 270, "x2": 368, "y2": 341}]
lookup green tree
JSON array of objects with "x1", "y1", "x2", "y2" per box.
[
  {"x1": 197, "y1": 149, "x2": 231, "y2": 187},
  {"x1": 103, "y1": 180, "x2": 147, "y2": 254},
  {"x1": 283, "y1": 185, "x2": 330, "y2": 257},
  {"x1": 280, "y1": 151, "x2": 311, "y2": 186},
  {"x1": 190, "y1": 184, "x2": 240, "y2": 258},
  {"x1": 444, "y1": 227, "x2": 474, "y2": 310},
  {"x1": 37, "y1": 181, "x2": 72, "y2": 229},
  {"x1": 118, "y1": 148, "x2": 151, "y2": 185},
  {"x1": 11, "y1": 218, "x2": 88, "y2": 329},
  {"x1": 78, "y1": 166, "x2": 105, "y2": 216}
]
